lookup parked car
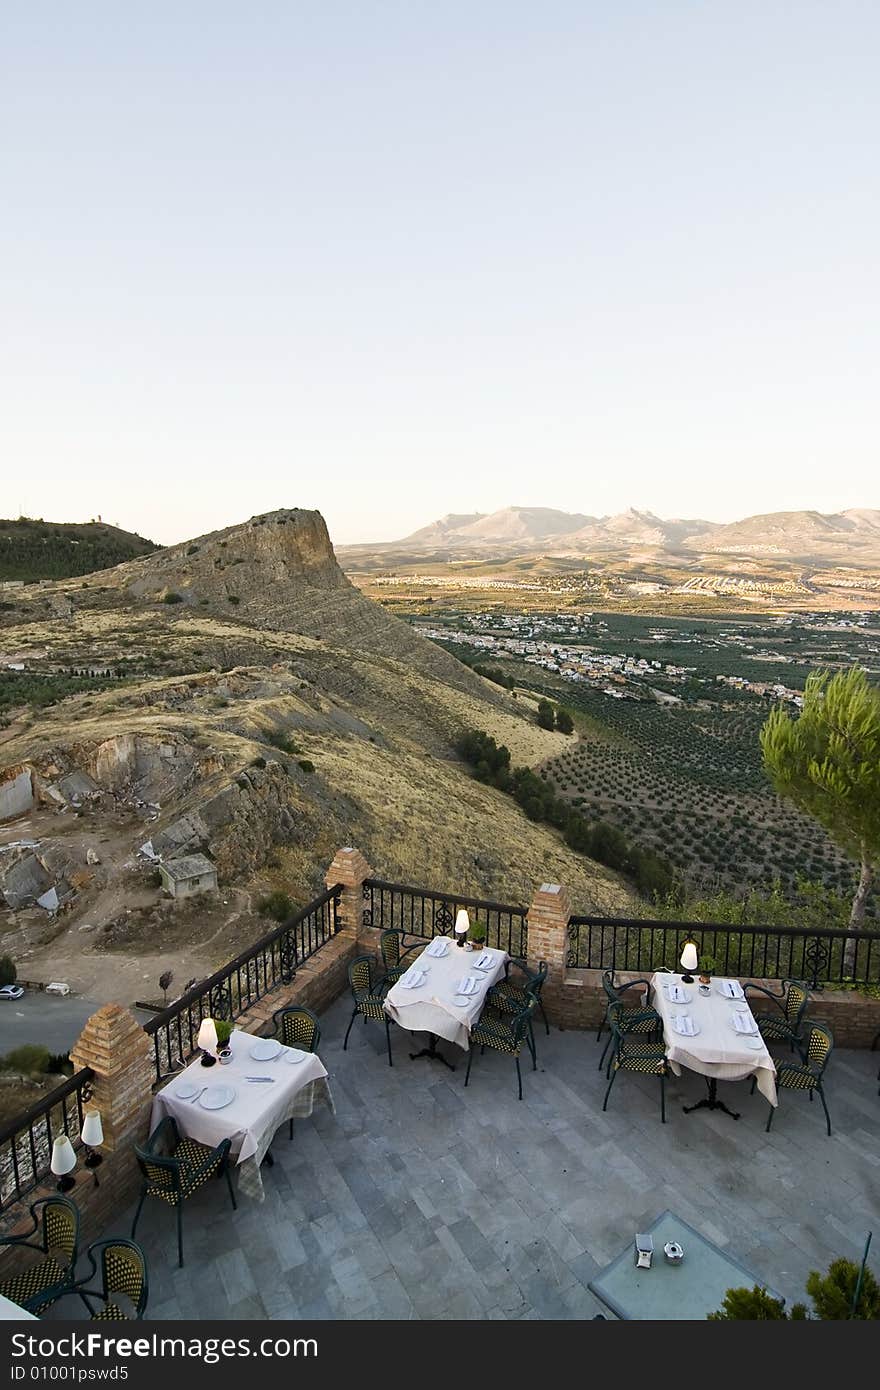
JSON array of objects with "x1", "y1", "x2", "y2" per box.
[{"x1": 0, "y1": 985, "x2": 24, "y2": 1000}]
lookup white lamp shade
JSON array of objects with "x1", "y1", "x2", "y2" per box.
[
  {"x1": 680, "y1": 942, "x2": 699, "y2": 972},
  {"x1": 81, "y1": 1110, "x2": 103, "y2": 1148},
  {"x1": 454, "y1": 910, "x2": 470, "y2": 936},
  {"x1": 51, "y1": 1135, "x2": 77, "y2": 1177},
  {"x1": 197, "y1": 1017, "x2": 218, "y2": 1054}
]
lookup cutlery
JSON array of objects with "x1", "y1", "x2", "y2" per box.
[{"x1": 245, "y1": 1075, "x2": 275, "y2": 1083}]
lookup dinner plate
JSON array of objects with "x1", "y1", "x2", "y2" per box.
[
  {"x1": 664, "y1": 986, "x2": 691, "y2": 1003},
  {"x1": 250, "y1": 1039, "x2": 282, "y2": 1061},
  {"x1": 285, "y1": 1049, "x2": 308, "y2": 1064},
  {"x1": 745, "y1": 1037, "x2": 764, "y2": 1050},
  {"x1": 672, "y1": 1018, "x2": 700, "y2": 1036},
  {"x1": 200, "y1": 1085, "x2": 236, "y2": 1110},
  {"x1": 173, "y1": 1081, "x2": 199, "y2": 1100}
]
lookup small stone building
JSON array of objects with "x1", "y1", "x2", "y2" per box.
[{"x1": 158, "y1": 853, "x2": 218, "y2": 900}]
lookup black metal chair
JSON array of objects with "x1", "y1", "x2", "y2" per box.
[
  {"x1": 488, "y1": 959, "x2": 550, "y2": 1043},
  {"x1": 757, "y1": 1023, "x2": 834, "y2": 1135},
  {"x1": 75, "y1": 1239, "x2": 149, "y2": 1320},
  {"x1": 465, "y1": 998, "x2": 537, "y2": 1100},
  {"x1": 597, "y1": 971, "x2": 661, "y2": 1073},
  {"x1": 273, "y1": 1005, "x2": 321, "y2": 1138},
  {"x1": 602, "y1": 1013, "x2": 669, "y2": 1123},
  {"x1": 343, "y1": 954, "x2": 394, "y2": 1066},
  {"x1": 132, "y1": 1115, "x2": 236, "y2": 1267},
  {"x1": 743, "y1": 979, "x2": 810, "y2": 1050},
  {"x1": 0, "y1": 1196, "x2": 79, "y2": 1313},
  {"x1": 378, "y1": 929, "x2": 420, "y2": 986}
]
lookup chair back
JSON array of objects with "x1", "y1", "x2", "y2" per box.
[
  {"x1": 804, "y1": 1023, "x2": 833, "y2": 1076},
  {"x1": 783, "y1": 980, "x2": 809, "y2": 1029},
  {"x1": 89, "y1": 1239, "x2": 148, "y2": 1318},
  {"x1": 526, "y1": 960, "x2": 548, "y2": 998},
  {"x1": 35, "y1": 1196, "x2": 79, "y2": 1265},
  {"x1": 601, "y1": 969, "x2": 618, "y2": 1006},
  {"x1": 348, "y1": 954, "x2": 375, "y2": 998},
  {"x1": 380, "y1": 930, "x2": 402, "y2": 971},
  {"x1": 510, "y1": 997, "x2": 537, "y2": 1045},
  {"x1": 133, "y1": 1144, "x2": 183, "y2": 1200},
  {"x1": 275, "y1": 1006, "x2": 320, "y2": 1052}
]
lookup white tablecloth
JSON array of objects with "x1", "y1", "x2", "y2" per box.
[
  {"x1": 383, "y1": 938, "x2": 509, "y2": 1049},
  {"x1": 650, "y1": 973, "x2": 777, "y2": 1105},
  {"x1": 151, "y1": 1028, "x2": 334, "y2": 1199}
]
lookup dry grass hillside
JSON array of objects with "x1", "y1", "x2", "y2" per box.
[{"x1": 0, "y1": 509, "x2": 632, "y2": 1005}]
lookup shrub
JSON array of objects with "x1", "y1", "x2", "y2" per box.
[
  {"x1": 805, "y1": 1257, "x2": 880, "y2": 1320},
  {"x1": 298, "y1": 759, "x2": 315, "y2": 773},
  {"x1": 251, "y1": 756, "x2": 267, "y2": 769},
  {"x1": 228, "y1": 595, "x2": 240, "y2": 605},
  {"x1": 0, "y1": 955, "x2": 16, "y2": 986},
  {"x1": 257, "y1": 890, "x2": 294, "y2": 923},
  {"x1": 707, "y1": 1286, "x2": 790, "y2": 1320},
  {"x1": 266, "y1": 731, "x2": 299, "y2": 755},
  {"x1": 555, "y1": 708, "x2": 574, "y2": 734},
  {"x1": 536, "y1": 699, "x2": 556, "y2": 731},
  {"x1": 0, "y1": 1045, "x2": 51, "y2": 1076},
  {"x1": 162, "y1": 591, "x2": 183, "y2": 604}
]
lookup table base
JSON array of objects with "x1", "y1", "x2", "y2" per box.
[
  {"x1": 409, "y1": 1033, "x2": 456, "y2": 1070},
  {"x1": 683, "y1": 1077, "x2": 740, "y2": 1120}
]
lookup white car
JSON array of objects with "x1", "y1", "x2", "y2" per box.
[{"x1": 0, "y1": 985, "x2": 24, "y2": 1000}]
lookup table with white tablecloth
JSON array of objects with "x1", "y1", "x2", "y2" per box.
[
  {"x1": 383, "y1": 938, "x2": 509, "y2": 1049},
  {"x1": 650, "y1": 973, "x2": 777, "y2": 1106},
  {"x1": 151, "y1": 1028, "x2": 335, "y2": 1199}
]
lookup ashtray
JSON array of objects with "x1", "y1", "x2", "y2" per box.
[
  {"x1": 698, "y1": 984, "x2": 711, "y2": 996},
  {"x1": 663, "y1": 1241, "x2": 684, "y2": 1264},
  {"x1": 217, "y1": 1048, "x2": 233, "y2": 1065}
]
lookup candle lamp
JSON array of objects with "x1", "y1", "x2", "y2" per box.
[
  {"x1": 454, "y1": 909, "x2": 470, "y2": 948},
  {"x1": 197, "y1": 1017, "x2": 218, "y2": 1066},
  {"x1": 50, "y1": 1135, "x2": 77, "y2": 1194},
  {"x1": 81, "y1": 1109, "x2": 104, "y2": 1185},
  {"x1": 679, "y1": 940, "x2": 698, "y2": 984}
]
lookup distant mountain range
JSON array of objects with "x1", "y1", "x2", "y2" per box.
[{"x1": 356, "y1": 505, "x2": 880, "y2": 563}]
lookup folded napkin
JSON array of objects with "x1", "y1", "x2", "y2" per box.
[
  {"x1": 426, "y1": 938, "x2": 450, "y2": 958},
  {"x1": 672, "y1": 1014, "x2": 697, "y2": 1036},
  {"x1": 732, "y1": 1011, "x2": 758, "y2": 1034},
  {"x1": 400, "y1": 968, "x2": 428, "y2": 989},
  {"x1": 455, "y1": 975, "x2": 479, "y2": 996},
  {"x1": 473, "y1": 951, "x2": 493, "y2": 970},
  {"x1": 720, "y1": 979, "x2": 744, "y2": 999},
  {"x1": 665, "y1": 983, "x2": 687, "y2": 1003}
]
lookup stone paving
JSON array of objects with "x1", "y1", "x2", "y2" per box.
[{"x1": 49, "y1": 995, "x2": 880, "y2": 1320}]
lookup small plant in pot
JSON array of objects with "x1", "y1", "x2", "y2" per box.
[
  {"x1": 699, "y1": 955, "x2": 717, "y2": 985},
  {"x1": 469, "y1": 923, "x2": 487, "y2": 953},
  {"x1": 214, "y1": 1018, "x2": 233, "y2": 1052}
]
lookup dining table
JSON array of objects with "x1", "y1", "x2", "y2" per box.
[
  {"x1": 383, "y1": 936, "x2": 509, "y2": 1068},
  {"x1": 150, "y1": 1028, "x2": 335, "y2": 1199},
  {"x1": 650, "y1": 972, "x2": 777, "y2": 1119}
]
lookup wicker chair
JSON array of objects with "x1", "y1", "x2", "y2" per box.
[
  {"x1": 465, "y1": 998, "x2": 537, "y2": 1100},
  {"x1": 487, "y1": 959, "x2": 550, "y2": 1047},
  {"x1": 0, "y1": 1196, "x2": 79, "y2": 1314},
  {"x1": 273, "y1": 1005, "x2": 321, "y2": 1137},
  {"x1": 132, "y1": 1115, "x2": 236, "y2": 1267},
  {"x1": 743, "y1": 979, "x2": 810, "y2": 1050},
  {"x1": 379, "y1": 929, "x2": 420, "y2": 986},
  {"x1": 343, "y1": 954, "x2": 394, "y2": 1066},
  {"x1": 758, "y1": 1023, "x2": 834, "y2": 1135},
  {"x1": 75, "y1": 1239, "x2": 148, "y2": 1320},
  {"x1": 597, "y1": 972, "x2": 661, "y2": 1073},
  {"x1": 602, "y1": 1014, "x2": 669, "y2": 1123}
]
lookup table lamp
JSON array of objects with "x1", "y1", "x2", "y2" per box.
[
  {"x1": 81, "y1": 1109, "x2": 104, "y2": 1185},
  {"x1": 51, "y1": 1135, "x2": 77, "y2": 1193},
  {"x1": 197, "y1": 1017, "x2": 218, "y2": 1066},
  {"x1": 679, "y1": 940, "x2": 698, "y2": 983},
  {"x1": 454, "y1": 909, "x2": 470, "y2": 947}
]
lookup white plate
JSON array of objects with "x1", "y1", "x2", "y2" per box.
[
  {"x1": 745, "y1": 1037, "x2": 764, "y2": 1050},
  {"x1": 672, "y1": 1018, "x2": 700, "y2": 1036},
  {"x1": 199, "y1": 1085, "x2": 237, "y2": 1110},
  {"x1": 665, "y1": 986, "x2": 692, "y2": 1003},
  {"x1": 250, "y1": 1039, "x2": 282, "y2": 1061},
  {"x1": 731, "y1": 1018, "x2": 759, "y2": 1036},
  {"x1": 285, "y1": 1049, "x2": 308, "y2": 1064},
  {"x1": 173, "y1": 1081, "x2": 199, "y2": 1100}
]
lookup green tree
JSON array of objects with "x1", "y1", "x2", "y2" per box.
[
  {"x1": 761, "y1": 668, "x2": 880, "y2": 964},
  {"x1": 555, "y1": 708, "x2": 574, "y2": 735},
  {"x1": 536, "y1": 699, "x2": 556, "y2": 731},
  {"x1": 0, "y1": 955, "x2": 16, "y2": 987},
  {"x1": 805, "y1": 1257, "x2": 880, "y2": 1320}
]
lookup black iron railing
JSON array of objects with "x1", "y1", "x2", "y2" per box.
[
  {"x1": 144, "y1": 885, "x2": 342, "y2": 1083},
  {"x1": 566, "y1": 915, "x2": 880, "y2": 989},
  {"x1": 0, "y1": 1067, "x2": 95, "y2": 1214},
  {"x1": 363, "y1": 878, "x2": 528, "y2": 958}
]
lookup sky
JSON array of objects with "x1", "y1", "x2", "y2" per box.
[{"x1": 1, "y1": 3, "x2": 878, "y2": 546}]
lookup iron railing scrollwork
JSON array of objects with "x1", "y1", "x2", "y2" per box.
[
  {"x1": 0, "y1": 1067, "x2": 95, "y2": 1214},
  {"x1": 565, "y1": 914, "x2": 880, "y2": 989},
  {"x1": 362, "y1": 878, "x2": 528, "y2": 959},
  {"x1": 144, "y1": 885, "x2": 342, "y2": 1084}
]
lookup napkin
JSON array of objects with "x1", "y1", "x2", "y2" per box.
[
  {"x1": 665, "y1": 983, "x2": 686, "y2": 1003},
  {"x1": 673, "y1": 1014, "x2": 696, "y2": 1036},
  {"x1": 720, "y1": 979, "x2": 744, "y2": 999},
  {"x1": 473, "y1": 951, "x2": 493, "y2": 970},
  {"x1": 456, "y1": 976, "x2": 479, "y2": 996},
  {"x1": 732, "y1": 1011, "x2": 758, "y2": 1034},
  {"x1": 426, "y1": 938, "x2": 449, "y2": 958},
  {"x1": 400, "y1": 968, "x2": 428, "y2": 989}
]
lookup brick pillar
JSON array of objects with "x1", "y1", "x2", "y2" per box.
[
  {"x1": 526, "y1": 882, "x2": 571, "y2": 1016},
  {"x1": 68, "y1": 1004, "x2": 155, "y2": 1240},
  {"x1": 325, "y1": 846, "x2": 373, "y2": 947}
]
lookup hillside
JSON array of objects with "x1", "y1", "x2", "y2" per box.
[
  {"x1": 0, "y1": 518, "x2": 158, "y2": 582},
  {"x1": 0, "y1": 508, "x2": 630, "y2": 1004}
]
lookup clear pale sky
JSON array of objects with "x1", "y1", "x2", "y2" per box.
[{"x1": 2, "y1": 3, "x2": 878, "y2": 546}]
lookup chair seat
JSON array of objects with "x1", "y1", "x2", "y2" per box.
[
  {"x1": 619, "y1": 1007, "x2": 660, "y2": 1033},
  {"x1": 355, "y1": 994, "x2": 387, "y2": 1020},
  {"x1": 616, "y1": 1040, "x2": 667, "y2": 1074},
  {"x1": 91, "y1": 1302, "x2": 130, "y2": 1320},
  {"x1": 146, "y1": 1136, "x2": 223, "y2": 1205},
  {"x1": 491, "y1": 981, "x2": 530, "y2": 1009},
  {"x1": 777, "y1": 1066, "x2": 818, "y2": 1091},
  {"x1": 472, "y1": 1014, "x2": 518, "y2": 1053},
  {"x1": 757, "y1": 1015, "x2": 797, "y2": 1041},
  {"x1": 0, "y1": 1257, "x2": 68, "y2": 1309}
]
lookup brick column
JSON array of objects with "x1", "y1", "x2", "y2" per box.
[
  {"x1": 325, "y1": 846, "x2": 373, "y2": 947},
  {"x1": 68, "y1": 1004, "x2": 155, "y2": 1240},
  {"x1": 526, "y1": 882, "x2": 571, "y2": 1021}
]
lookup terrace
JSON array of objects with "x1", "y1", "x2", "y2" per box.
[{"x1": 1, "y1": 847, "x2": 878, "y2": 1322}]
